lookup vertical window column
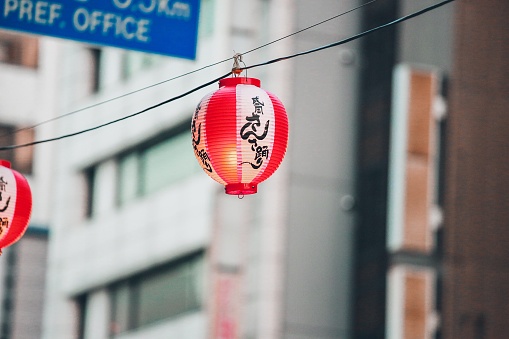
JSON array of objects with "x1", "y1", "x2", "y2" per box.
[
  {"x1": 84, "y1": 160, "x2": 117, "y2": 219},
  {"x1": 386, "y1": 64, "x2": 445, "y2": 339}
]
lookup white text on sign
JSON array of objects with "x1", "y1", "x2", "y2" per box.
[
  {"x1": 4, "y1": 0, "x2": 62, "y2": 26},
  {"x1": 112, "y1": 0, "x2": 191, "y2": 19},
  {"x1": 0, "y1": 0, "x2": 199, "y2": 58},
  {"x1": 73, "y1": 8, "x2": 150, "y2": 43}
]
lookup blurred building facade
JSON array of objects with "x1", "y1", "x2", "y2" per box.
[
  {"x1": 38, "y1": 1, "x2": 360, "y2": 339},
  {"x1": 1, "y1": 1, "x2": 508, "y2": 339},
  {"x1": 0, "y1": 30, "x2": 51, "y2": 339},
  {"x1": 354, "y1": 1, "x2": 509, "y2": 339}
]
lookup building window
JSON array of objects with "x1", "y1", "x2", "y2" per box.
[
  {"x1": 139, "y1": 131, "x2": 197, "y2": 196},
  {"x1": 110, "y1": 282, "x2": 131, "y2": 335},
  {"x1": 0, "y1": 245, "x2": 19, "y2": 339},
  {"x1": 84, "y1": 167, "x2": 97, "y2": 219},
  {"x1": 0, "y1": 39, "x2": 14, "y2": 63},
  {"x1": 0, "y1": 124, "x2": 15, "y2": 170},
  {"x1": 115, "y1": 122, "x2": 199, "y2": 207},
  {"x1": 0, "y1": 124, "x2": 34, "y2": 174},
  {"x1": 198, "y1": 0, "x2": 215, "y2": 37},
  {"x1": 0, "y1": 32, "x2": 38, "y2": 68},
  {"x1": 89, "y1": 48, "x2": 102, "y2": 93},
  {"x1": 84, "y1": 120, "x2": 200, "y2": 218},
  {"x1": 121, "y1": 51, "x2": 158, "y2": 81},
  {"x1": 117, "y1": 153, "x2": 139, "y2": 206},
  {"x1": 76, "y1": 294, "x2": 88, "y2": 339},
  {"x1": 109, "y1": 252, "x2": 204, "y2": 336}
]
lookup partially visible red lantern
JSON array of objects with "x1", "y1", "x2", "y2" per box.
[
  {"x1": 192, "y1": 77, "x2": 289, "y2": 195},
  {"x1": 0, "y1": 160, "x2": 32, "y2": 254}
]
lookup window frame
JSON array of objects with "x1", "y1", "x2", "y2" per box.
[
  {"x1": 114, "y1": 120, "x2": 192, "y2": 208},
  {"x1": 84, "y1": 166, "x2": 97, "y2": 219},
  {"x1": 0, "y1": 32, "x2": 39, "y2": 69},
  {"x1": 83, "y1": 119, "x2": 194, "y2": 219},
  {"x1": 0, "y1": 31, "x2": 38, "y2": 68},
  {"x1": 108, "y1": 250, "x2": 205, "y2": 337}
]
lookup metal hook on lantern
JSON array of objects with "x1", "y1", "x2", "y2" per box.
[{"x1": 232, "y1": 52, "x2": 247, "y2": 77}]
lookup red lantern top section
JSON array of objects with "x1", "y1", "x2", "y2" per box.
[
  {"x1": 192, "y1": 77, "x2": 289, "y2": 195},
  {"x1": 219, "y1": 77, "x2": 261, "y2": 87}
]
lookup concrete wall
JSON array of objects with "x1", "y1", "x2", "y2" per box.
[
  {"x1": 0, "y1": 29, "x2": 55, "y2": 339},
  {"x1": 283, "y1": 1, "x2": 361, "y2": 338}
]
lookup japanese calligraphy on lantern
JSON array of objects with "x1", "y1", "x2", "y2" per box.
[
  {"x1": 0, "y1": 170, "x2": 15, "y2": 236},
  {"x1": 240, "y1": 96, "x2": 271, "y2": 169},
  {"x1": 192, "y1": 101, "x2": 213, "y2": 173}
]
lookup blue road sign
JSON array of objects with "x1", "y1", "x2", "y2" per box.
[{"x1": 0, "y1": 0, "x2": 200, "y2": 59}]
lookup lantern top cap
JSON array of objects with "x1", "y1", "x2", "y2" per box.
[
  {"x1": 0, "y1": 160, "x2": 11, "y2": 168},
  {"x1": 219, "y1": 77, "x2": 261, "y2": 88}
]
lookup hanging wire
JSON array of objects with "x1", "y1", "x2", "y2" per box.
[
  {"x1": 0, "y1": 0, "x2": 455, "y2": 151},
  {"x1": 0, "y1": 72, "x2": 231, "y2": 150},
  {"x1": 4, "y1": 59, "x2": 231, "y2": 137},
  {"x1": 241, "y1": 0, "x2": 378, "y2": 55},
  {"x1": 242, "y1": 0, "x2": 456, "y2": 72},
  {"x1": 2, "y1": 0, "x2": 378, "y2": 138}
]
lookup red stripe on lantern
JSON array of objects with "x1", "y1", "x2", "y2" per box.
[{"x1": 205, "y1": 82, "x2": 239, "y2": 184}]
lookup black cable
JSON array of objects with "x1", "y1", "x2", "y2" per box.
[
  {"x1": 7, "y1": 59, "x2": 231, "y2": 135},
  {"x1": 4, "y1": 0, "x2": 377, "y2": 137},
  {"x1": 0, "y1": 72, "x2": 231, "y2": 150},
  {"x1": 242, "y1": 0, "x2": 377, "y2": 55},
  {"x1": 0, "y1": 0, "x2": 455, "y2": 151},
  {"x1": 243, "y1": 0, "x2": 455, "y2": 72}
]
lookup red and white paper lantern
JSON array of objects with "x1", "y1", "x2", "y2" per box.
[
  {"x1": 0, "y1": 160, "x2": 32, "y2": 253},
  {"x1": 192, "y1": 77, "x2": 289, "y2": 195}
]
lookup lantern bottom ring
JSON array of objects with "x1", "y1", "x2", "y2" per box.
[{"x1": 225, "y1": 183, "x2": 257, "y2": 195}]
